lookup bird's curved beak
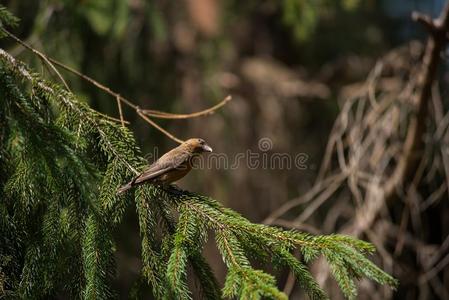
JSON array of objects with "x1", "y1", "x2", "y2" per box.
[{"x1": 202, "y1": 144, "x2": 213, "y2": 152}]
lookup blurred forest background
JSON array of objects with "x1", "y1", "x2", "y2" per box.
[{"x1": 1, "y1": 0, "x2": 449, "y2": 299}]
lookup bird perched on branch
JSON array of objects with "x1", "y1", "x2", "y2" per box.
[{"x1": 117, "y1": 138, "x2": 213, "y2": 194}]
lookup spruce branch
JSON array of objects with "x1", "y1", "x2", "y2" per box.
[
  {"x1": 0, "y1": 7, "x2": 397, "y2": 299},
  {"x1": 160, "y1": 188, "x2": 398, "y2": 299},
  {"x1": 134, "y1": 187, "x2": 167, "y2": 299},
  {"x1": 166, "y1": 205, "x2": 195, "y2": 299},
  {"x1": 82, "y1": 215, "x2": 116, "y2": 300}
]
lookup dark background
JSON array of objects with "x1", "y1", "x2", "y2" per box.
[{"x1": 2, "y1": 0, "x2": 448, "y2": 299}]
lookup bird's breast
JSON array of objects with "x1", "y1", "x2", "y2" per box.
[{"x1": 158, "y1": 161, "x2": 192, "y2": 184}]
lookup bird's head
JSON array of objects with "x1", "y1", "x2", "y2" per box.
[{"x1": 183, "y1": 138, "x2": 213, "y2": 153}]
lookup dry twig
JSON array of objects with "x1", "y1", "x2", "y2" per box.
[
  {"x1": 264, "y1": 3, "x2": 449, "y2": 298},
  {"x1": 0, "y1": 27, "x2": 232, "y2": 143}
]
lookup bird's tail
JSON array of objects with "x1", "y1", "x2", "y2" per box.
[{"x1": 117, "y1": 182, "x2": 133, "y2": 195}]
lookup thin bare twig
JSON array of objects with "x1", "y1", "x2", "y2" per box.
[
  {"x1": 116, "y1": 95, "x2": 125, "y2": 127},
  {"x1": 0, "y1": 48, "x2": 141, "y2": 175},
  {"x1": 142, "y1": 95, "x2": 232, "y2": 119},
  {"x1": 419, "y1": 252, "x2": 449, "y2": 283},
  {"x1": 137, "y1": 109, "x2": 184, "y2": 144},
  {"x1": 0, "y1": 27, "x2": 232, "y2": 143},
  {"x1": 1, "y1": 27, "x2": 70, "y2": 91},
  {"x1": 263, "y1": 173, "x2": 347, "y2": 224}
]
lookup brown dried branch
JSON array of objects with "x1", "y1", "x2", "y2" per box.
[
  {"x1": 0, "y1": 27, "x2": 232, "y2": 143},
  {"x1": 263, "y1": 4, "x2": 449, "y2": 297},
  {"x1": 116, "y1": 95, "x2": 125, "y2": 127},
  {"x1": 384, "y1": 3, "x2": 449, "y2": 202},
  {"x1": 263, "y1": 173, "x2": 347, "y2": 224},
  {"x1": 141, "y1": 95, "x2": 232, "y2": 119},
  {"x1": 136, "y1": 109, "x2": 184, "y2": 144},
  {"x1": 1, "y1": 27, "x2": 70, "y2": 92}
]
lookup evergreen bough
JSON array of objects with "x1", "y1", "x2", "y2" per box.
[{"x1": 0, "y1": 8, "x2": 397, "y2": 299}]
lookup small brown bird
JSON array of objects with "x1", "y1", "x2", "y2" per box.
[{"x1": 117, "y1": 138, "x2": 213, "y2": 194}]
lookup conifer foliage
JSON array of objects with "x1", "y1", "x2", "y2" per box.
[{"x1": 0, "y1": 7, "x2": 396, "y2": 299}]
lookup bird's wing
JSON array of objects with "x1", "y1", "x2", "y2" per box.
[{"x1": 133, "y1": 148, "x2": 190, "y2": 184}]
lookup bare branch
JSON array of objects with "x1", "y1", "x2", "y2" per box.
[{"x1": 0, "y1": 27, "x2": 232, "y2": 144}]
